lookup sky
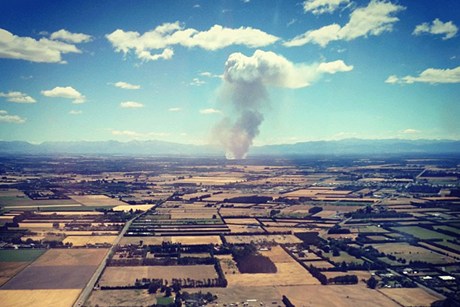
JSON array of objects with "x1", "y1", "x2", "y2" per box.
[{"x1": 0, "y1": 0, "x2": 459, "y2": 148}]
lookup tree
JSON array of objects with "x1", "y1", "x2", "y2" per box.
[
  {"x1": 367, "y1": 276, "x2": 378, "y2": 289},
  {"x1": 165, "y1": 287, "x2": 172, "y2": 297}
]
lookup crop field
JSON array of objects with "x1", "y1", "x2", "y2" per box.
[
  {"x1": 224, "y1": 218, "x2": 260, "y2": 225},
  {"x1": 224, "y1": 234, "x2": 302, "y2": 244},
  {"x1": 224, "y1": 246, "x2": 319, "y2": 287},
  {"x1": 32, "y1": 249, "x2": 108, "y2": 266},
  {"x1": 121, "y1": 235, "x2": 222, "y2": 246},
  {"x1": 0, "y1": 289, "x2": 82, "y2": 307},
  {"x1": 113, "y1": 204, "x2": 154, "y2": 211},
  {"x1": 0, "y1": 262, "x2": 29, "y2": 286},
  {"x1": 391, "y1": 226, "x2": 455, "y2": 240},
  {"x1": 85, "y1": 289, "x2": 157, "y2": 307},
  {"x1": 69, "y1": 194, "x2": 126, "y2": 207},
  {"x1": 322, "y1": 251, "x2": 364, "y2": 265},
  {"x1": 370, "y1": 243, "x2": 456, "y2": 264},
  {"x1": 434, "y1": 225, "x2": 460, "y2": 235},
  {"x1": 305, "y1": 260, "x2": 335, "y2": 269},
  {"x1": 99, "y1": 265, "x2": 218, "y2": 287},
  {"x1": 379, "y1": 288, "x2": 444, "y2": 306},
  {"x1": 227, "y1": 224, "x2": 264, "y2": 233},
  {"x1": 62, "y1": 235, "x2": 117, "y2": 246},
  {"x1": 0, "y1": 249, "x2": 46, "y2": 262}
]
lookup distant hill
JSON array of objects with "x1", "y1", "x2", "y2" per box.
[{"x1": 0, "y1": 139, "x2": 459, "y2": 156}]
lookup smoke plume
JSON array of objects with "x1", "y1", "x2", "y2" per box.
[{"x1": 214, "y1": 50, "x2": 353, "y2": 159}]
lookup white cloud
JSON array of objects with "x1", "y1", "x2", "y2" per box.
[
  {"x1": 190, "y1": 78, "x2": 205, "y2": 86},
  {"x1": 0, "y1": 28, "x2": 81, "y2": 63},
  {"x1": 113, "y1": 81, "x2": 141, "y2": 90},
  {"x1": 224, "y1": 50, "x2": 353, "y2": 89},
  {"x1": 41, "y1": 86, "x2": 86, "y2": 103},
  {"x1": 120, "y1": 101, "x2": 144, "y2": 108},
  {"x1": 111, "y1": 130, "x2": 141, "y2": 137},
  {"x1": 388, "y1": 66, "x2": 460, "y2": 84},
  {"x1": 200, "y1": 108, "x2": 221, "y2": 114},
  {"x1": 285, "y1": 0, "x2": 404, "y2": 47},
  {"x1": 303, "y1": 0, "x2": 350, "y2": 15},
  {"x1": 111, "y1": 129, "x2": 169, "y2": 138},
  {"x1": 50, "y1": 29, "x2": 92, "y2": 43},
  {"x1": 200, "y1": 71, "x2": 222, "y2": 78},
  {"x1": 69, "y1": 110, "x2": 82, "y2": 115},
  {"x1": 0, "y1": 91, "x2": 36, "y2": 103},
  {"x1": 0, "y1": 110, "x2": 26, "y2": 124},
  {"x1": 401, "y1": 128, "x2": 420, "y2": 134},
  {"x1": 384, "y1": 75, "x2": 399, "y2": 84},
  {"x1": 168, "y1": 107, "x2": 182, "y2": 112},
  {"x1": 413, "y1": 18, "x2": 458, "y2": 40},
  {"x1": 106, "y1": 22, "x2": 279, "y2": 61}
]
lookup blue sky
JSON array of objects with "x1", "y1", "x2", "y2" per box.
[{"x1": 0, "y1": 0, "x2": 459, "y2": 148}]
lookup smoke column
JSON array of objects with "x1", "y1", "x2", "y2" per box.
[{"x1": 215, "y1": 50, "x2": 353, "y2": 159}]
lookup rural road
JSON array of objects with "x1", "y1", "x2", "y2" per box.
[{"x1": 73, "y1": 214, "x2": 139, "y2": 307}]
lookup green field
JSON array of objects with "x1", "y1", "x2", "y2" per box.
[
  {"x1": 0, "y1": 249, "x2": 46, "y2": 262},
  {"x1": 323, "y1": 251, "x2": 364, "y2": 265},
  {"x1": 435, "y1": 225, "x2": 460, "y2": 235},
  {"x1": 391, "y1": 226, "x2": 455, "y2": 241},
  {"x1": 155, "y1": 296, "x2": 174, "y2": 305}
]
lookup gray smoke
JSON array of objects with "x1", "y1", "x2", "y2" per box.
[{"x1": 214, "y1": 50, "x2": 353, "y2": 159}]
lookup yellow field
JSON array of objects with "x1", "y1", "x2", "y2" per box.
[
  {"x1": 120, "y1": 235, "x2": 222, "y2": 246},
  {"x1": 379, "y1": 288, "x2": 444, "y2": 306},
  {"x1": 225, "y1": 246, "x2": 319, "y2": 287},
  {"x1": 113, "y1": 204, "x2": 154, "y2": 212},
  {"x1": 0, "y1": 289, "x2": 82, "y2": 307},
  {"x1": 70, "y1": 194, "x2": 126, "y2": 206},
  {"x1": 62, "y1": 235, "x2": 117, "y2": 246}
]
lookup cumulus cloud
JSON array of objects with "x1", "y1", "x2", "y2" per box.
[
  {"x1": 401, "y1": 128, "x2": 420, "y2": 134},
  {"x1": 285, "y1": 0, "x2": 404, "y2": 47},
  {"x1": 0, "y1": 91, "x2": 36, "y2": 103},
  {"x1": 120, "y1": 101, "x2": 144, "y2": 108},
  {"x1": 106, "y1": 22, "x2": 279, "y2": 61},
  {"x1": 387, "y1": 66, "x2": 460, "y2": 84},
  {"x1": 190, "y1": 78, "x2": 205, "y2": 86},
  {"x1": 413, "y1": 18, "x2": 458, "y2": 40},
  {"x1": 113, "y1": 81, "x2": 141, "y2": 90},
  {"x1": 0, "y1": 28, "x2": 81, "y2": 63},
  {"x1": 200, "y1": 108, "x2": 221, "y2": 114},
  {"x1": 50, "y1": 29, "x2": 92, "y2": 43},
  {"x1": 69, "y1": 110, "x2": 82, "y2": 115},
  {"x1": 303, "y1": 0, "x2": 350, "y2": 15},
  {"x1": 41, "y1": 86, "x2": 86, "y2": 103},
  {"x1": 0, "y1": 110, "x2": 26, "y2": 124},
  {"x1": 215, "y1": 50, "x2": 353, "y2": 159},
  {"x1": 168, "y1": 107, "x2": 182, "y2": 112}
]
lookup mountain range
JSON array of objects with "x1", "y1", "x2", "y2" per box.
[{"x1": 0, "y1": 139, "x2": 460, "y2": 157}]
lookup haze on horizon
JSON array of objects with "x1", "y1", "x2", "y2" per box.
[{"x1": 0, "y1": 0, "x2": 459, "y2": 156}]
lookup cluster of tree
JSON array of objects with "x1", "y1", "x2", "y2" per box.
[
  {"x1": 308, "y1": 206, "x2": 323, "y2": 215},
  {"x1": 282, "y1": 295, "x2": 295, "y2": 307},
  {"x1": 346, "y1": 210, "x2": 411, "y2": 219},
  {"x1": 366, "y1": 276, "x2": 378, "y2": 289},
  {"x1": 180, "y1": 291, "x2": 217, "y2": 306},
  {"x1": 306, "y1": 264, "x2": 328, "y2": 285},
  {"x1": 231, "y1": 244, "x2": 277, "y2": 274},
  {"x1": 327, "y1": 225, "x2": 351, "y2": 234},
  {"x1": 226, "y1": 195, "x2": 272, "y2": 203},
  {"x1": 328, "y1": 274, "x2": 358, "y2": 285}
]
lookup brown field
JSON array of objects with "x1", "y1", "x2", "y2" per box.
[
  {"x1": 419, "y1": 242, "x2": 460, "y2": 259},
  {"x1": 62, "y1": 235, "x2": 117, "y2": 246},
  {"x1": 227, "y1": 224, "x2": 265, "y2": 233},
  {"x1": 85, "y1": 289, "x2": 157, "y2": 307},
  {"x1": 99, "y1": 265, "x2": 218, "y2": 287},
  {"x1": 120, "y1": 235, "x2": 222, "y2": 246},
  {"x1": 33, "y1": 249, "x2": 108, "y2": 266},
  {"x1": 0, "y1": 262, "x2": 29, "y2": 286},
  {"x1": 70, "y1": 194, "x2": 126, "y2": 207},
  {"x1": 224, "y1": 218, "x2": 260, "y2": 225},
  {"x1": 323, "y1": 270, "x2": 372, "y2": 283},
  {"x1": 305, "y1": 260, "x2": 335, "y2": 269},
  {"x1": 113, "y1": 204, "x2": 154, "y2": 212},
  {"x1": 379, "y1": 288, "x2": 444, "y2": 306},
  {"x1": 169, "y1": 210, "x2": 217, "y2": 219},
  {"x1": 225, "y1": 234, "x2": 301, "y2": 244},
  {"x1": 174, "y1": 176, "x2": 245, "y2": 186},
  {"x1": 225, "y1": 246, "x2": 319, "y2": 287},
  {"x1": 370, "y1": 243, "x2": 456, "y2": 264},
  {"x1": 0, "y1": 289, "x2": 82, "y2": 307}
]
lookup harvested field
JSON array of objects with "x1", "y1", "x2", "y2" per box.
[
  {"x1": 323, "y1": 270, "x2": 372, "y2": 283},
  {"x1": 227, "y1": 224, "x2": 264, "y2": 233},
  {"x1": 305, "y1": 260, "x2": 335, "y2": 269},
  {"x1": 62, "y1": 235, "x2": 117, "y2": 246},
  {"x1": 99, "y1": 265, "x2": 218, "y2": 287},
  {"x1": 85, "y1": 289, "x2": 157, "y2": 307},
  {"x1": 224, "y1": 218, "x2": 260, "y2": 225},
  {"x1": 113, "y1": 204, "x2": 154, "y2": 212},
  {"x1": 32, "y1": 249, "x2": 108, "y2": 266},
  {"x1": 379, "y1": 288, "x2": 444, "y2": 306},
  {"x1": 70, "y1": 194, "x2": 125, "y2": 207},
  {"x1": 225, "y1": 246, "x2": 319, "y2": 287},
  {"x1": 225, "y1": 234, "x2": 301, "y2": 244},
  {"x1": 0, "y1": 289, "x2": 81, "y2": 307},
  {"x1": 0, "y1": 262, "x2": 29, "y2": 286}
]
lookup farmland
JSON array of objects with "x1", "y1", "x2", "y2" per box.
[{"x1": 0, "y1": 155, "x2": 459, "y2": 306}]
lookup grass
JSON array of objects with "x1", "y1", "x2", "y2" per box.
[
  {"x1": 156, "y1": 296, "x2": 174, "y2": 305},
  {"x1": 0, "y1": 249, "x2": 46, "y2": 262},
  {"x1": 435, "y1": 225, "x2": 460, "y2": 235},
  {"x1": 391, "y1": 226, "x2": 455, "y2": 240}
]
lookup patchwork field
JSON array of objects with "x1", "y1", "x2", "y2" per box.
[
  {"x1": 99, "y1": 265, "x2": 218, "y2": 287},
  {"x1": 379, "y1": 288, "x2": 444, "y2": 306},
  {"x1": 62, "y1": 235, "x2": 117, "y2": 246}
]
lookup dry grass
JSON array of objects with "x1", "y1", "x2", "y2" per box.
[
  {"x1": 70, "y1": 194, "x2": 126, "y2": 207},
  {"x1": 379, "y1": 288, "x2": 444, "y2": 306},
  {"x1": 99, "y1": 265, "x2": 218, "y2": 287},
  {"x1": 0, "y1": 262, "x2": 29, "y2": 286},
  {"x1": 370, "y1": 243, "x2": 456, "y2": 264},
  {"x1": 62, "y1": 235, "x2": 117, "y2": 246},
  {"x1": 32, "y1": 249, "x2": 108, "y2": 266},
  {"x1": 85, "y1": 289, "x2": 157, "y2": 307},
  {"x1": 225, "y1": 246, "x2": 319, "y2": 287},
  {"x1": 0, "y1": 289, "x2": 81, "y2": 307},
  {"x1": 113, "y1": 204, "x2": 154, "y2": 212}
]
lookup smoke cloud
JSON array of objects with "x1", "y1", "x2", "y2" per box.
[{"x1": 214, "y1": 50, "x2": 353, "y2": 159}]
